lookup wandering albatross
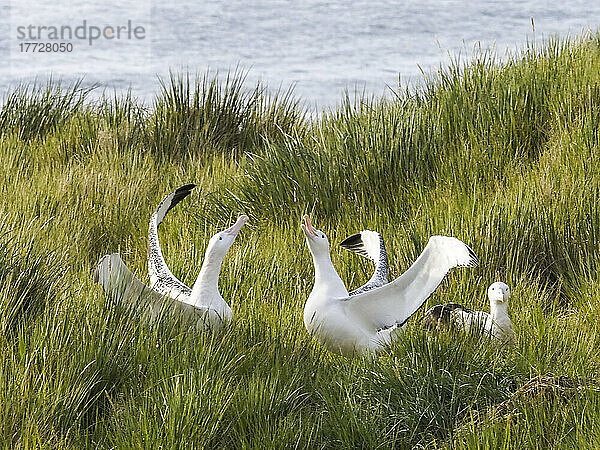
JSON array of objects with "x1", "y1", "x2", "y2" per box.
[
  {"x1": 94, "y1": 184, "x2": 247, "y2": 330},
  {"x1": 301, "y1": 215, "x2": 478, "y2": 356},
  {"x1": 422, "y1": 282, "x2": 515, "y2": 344}
]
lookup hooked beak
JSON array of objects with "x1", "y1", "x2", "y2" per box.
[
  {"x1": 302, "y1": 214, "x2": 317, "y2": 237},
  {"x1": 490, "y1": 293, "x2": 507, "y2": 304},
  {"x1": 224, "y1": 215, "x2": 248, "y2": 236}
]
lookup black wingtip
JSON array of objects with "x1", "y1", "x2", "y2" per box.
[
  {"x1": 466, "y1": 245, "x2": 479, "y2": 267},
  {"x1": 173, "y1": 184, "x2": 196, "y2": 200},
  {"x1": 340, "y1": 233, "x2": 362, "y2": 250},
  {"x1": 167, "y1": 184, "x2": 197, "y2": 213},
  {"x1": 177, "y1": 183, "x2": 197, "y2": 193}
]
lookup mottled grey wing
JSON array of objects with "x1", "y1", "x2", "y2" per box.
[
  {"x1": 340, "y1": 230, "x2": 389, "y2": 295},
  {"x1": 147, "y1": 184, "x2": 195, "y2": 300}
]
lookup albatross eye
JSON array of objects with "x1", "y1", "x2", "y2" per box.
[
  {"x1": 219, "y1": 236, "x2": 222, "y2": 240},
  {"x1": 321, "y1": 234, "x2": 325, "y2": 238}
]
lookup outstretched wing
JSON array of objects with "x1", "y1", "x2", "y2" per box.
[
  {"x1": 148, "y1": 184, "x2": 195, "y2": 300},
  {"x1": 94, "y1": 253, "x2": 209, "y2": 321},
  {"x1": 340, "y1": 230, "x2": 389, "y2": 295},
  {"x1": 341, "y1": 236, "x2": 478, "y2": 332},
  {"x1": 94, "y1": 253, "x2": 168, "y2": 306}
]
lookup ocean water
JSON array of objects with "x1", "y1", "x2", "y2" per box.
[{"x1": 1, "y1": 0, "x2": 600, "y2": 109}]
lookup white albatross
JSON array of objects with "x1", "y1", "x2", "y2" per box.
[
  {"x1": 301, "y1": 215, "x2": 478, "y2": 356},
  {"x1": 421, "y1": 282, "x2": 515, "y2": 344},
  {"x1": 94, "y1": 184, "x2": 247, "y2": 330}
]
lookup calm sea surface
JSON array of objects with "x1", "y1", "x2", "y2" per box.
[{"x1": 1, "y1": 1, "x2": 600, "y2": 109}]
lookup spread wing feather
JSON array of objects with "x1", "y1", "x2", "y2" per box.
[
  {"x1": 94, "y1": 253, "x2": 209, "y2": 319},
  {"x1": 341, "y1": 236, "x2": 477, "y2": 332},
  {"x1": 340, "y1": 230, "x2": 389, "y2": 294},
  {"x1": 94, "y1": 253, "x2": 155, "y2": 302}
]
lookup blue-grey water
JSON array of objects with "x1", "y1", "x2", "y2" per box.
[{"x1": 1, "y1": 1, "x2": 600, "y2": 109}]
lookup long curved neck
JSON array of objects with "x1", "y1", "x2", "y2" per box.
[
  {"x1": 490, "y1": 301, "x2": 509, "y2": 322},
  {"x1": 190, "y1": 246, "x2": 223, "y2": 303},
  {"x1": 490, "y1": 300, "x2": 514, "y2": 343},
  {"x1": 312, "y1": 251, "x2": 347, "y2": 295}
]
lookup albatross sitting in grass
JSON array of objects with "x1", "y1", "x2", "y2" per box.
[
  {"x1": 94, "y1": 184, "x2": 247, "y2": 330},
  {"x1": 301, "y1": 215, "x2": 478, "y2": 356},
  {"x1": 422, "y1": 282, "x2": 515, "y2": 344}
]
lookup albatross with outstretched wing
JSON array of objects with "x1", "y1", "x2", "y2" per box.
[
  {"x1": 94, "y1": 184, "x2": 247, "y2": 330},
  {"x1": 301, "y1": 215, "x2": 477, "y2": 356}
]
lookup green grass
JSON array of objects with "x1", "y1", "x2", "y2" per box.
[{"x1": 1, "y1": 33, "x2": 600, "y2": 448}]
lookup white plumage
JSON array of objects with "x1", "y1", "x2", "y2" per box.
[
  {"x1": 423, "y1": 282, "x2": 515, "y2": 344},
  {"x1": 301, "y1": 215, "x2": 478, "y2": 356},
  {"x1": 94, "y1": 185, "x2": 247, "y2": 330}
]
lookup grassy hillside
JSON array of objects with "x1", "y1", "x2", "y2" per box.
[{"x1": 1, "y1": 33, "x2": 600, "y2": 448}]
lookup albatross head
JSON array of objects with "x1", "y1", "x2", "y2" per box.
[
  {"x1": 301, "y1": 214, "x2": 330, "y2": 257},
  {"x1": 488, "y1": 282, "x2": 510, "y2": 305},
  {"x1": 207, "y1": 215, "x2": 248, "y2": 258}
]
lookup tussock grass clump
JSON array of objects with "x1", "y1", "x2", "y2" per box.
[
  {"x1": 148, "y1": 71, "x2": 306, "y2": 159},
  {"x1": 214, "y1": 35, "x2": 600, "y2": 222},
  {"x1": 95, "y1": 92, "x2": 147, "y2": 154},
  {"x1": 0, "y1": 80, "x2": 92, "y2": 141},
  {"x1": 452, "y1": 376, "x2": 600, "y2": 449}
]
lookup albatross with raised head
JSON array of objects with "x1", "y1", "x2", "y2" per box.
[
  {"x1": 94, "y1": 184, "x2": 247, "y2": 330},
  {"x1": 301, "y1": 215, "x2": 478, "y2": 356}
]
